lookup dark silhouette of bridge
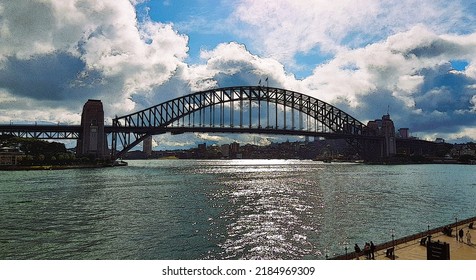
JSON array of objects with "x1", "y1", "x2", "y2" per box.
[{"x1": 0, "y1": 86, "x2": 393, "y2": 160}]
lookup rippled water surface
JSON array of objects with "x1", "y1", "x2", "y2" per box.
[{"x1": 0, "y1": 160, "x2": 474, "y2": 259}]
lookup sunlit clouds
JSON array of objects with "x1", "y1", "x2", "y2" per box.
[{"x1": 1, "y1": 0, "x2": 475, "y2": 148}]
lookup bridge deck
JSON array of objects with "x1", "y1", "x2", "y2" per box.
[
  {"x1": 0, "y1": 125, "x2": 382, "y2": 139},
  {"x1": 0, "y1": 125, "x2": 82, "y2": 139}
]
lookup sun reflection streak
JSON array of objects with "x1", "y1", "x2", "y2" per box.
[{"x1": 209, "y1": 168, "x2": 321, "y2": 259}]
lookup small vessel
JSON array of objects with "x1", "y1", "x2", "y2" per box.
[
  {"x1": 113, "y1": 160, "x2": 128, "y2": 166},
  {"x1": 312, "y1": 156, "x2": 332, "y2": 163}
]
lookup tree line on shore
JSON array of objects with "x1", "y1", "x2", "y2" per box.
[{"x1": 0, "y1": 135, "x2": 97, "y2": 165}]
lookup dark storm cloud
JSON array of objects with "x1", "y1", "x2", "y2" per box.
[
  {"x1": 333, "y1": 66, "x2": 476, "y2": 137},
  {"x1": 415, "y1": 65, "x2": 476, "y2": 112},
  {"x1": 0, "y1": 53, "x2": 86, "y2": 101},
  {"x1": 405, "y1": 39, "x2": 461, "y2": 58}
]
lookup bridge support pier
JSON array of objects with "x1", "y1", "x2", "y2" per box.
[
  {"x1": 76, "y1": 99, "x2": 107, "y2": 159},
  {"x1": 362, "y1": 114, "x2": 397, "y2": 161},
  {"x1": 358, "y1": 138, "x2": 385, "y2": 161}
]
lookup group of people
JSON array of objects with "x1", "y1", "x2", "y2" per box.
[
  {"x1": 351, "y1": 224, "x2": 473, "y2": 260},
  {"x1": 354, "y1": 241, "x2": 376, "y2": 260},
  {"x1": 457, "y1": 228, "x2": 472, "y2": 245}
]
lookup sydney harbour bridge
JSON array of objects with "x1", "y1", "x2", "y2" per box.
[{"x1": 0, "y1": 86, "x2": 395, "y2": 160}]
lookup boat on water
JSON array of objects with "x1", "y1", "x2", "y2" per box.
[
  {"x1": 113, "y1": 160, "x2": 128, "y2": 166},
  {"x1": 312, "y1": 157, "x2": 333, "y2": 163},
  {"x1": 313, "y1": 157, "x2": 365, "y2": 164}
]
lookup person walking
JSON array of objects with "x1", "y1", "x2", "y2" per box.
[
  {"x1": 363, "y1": 242, "x2": 371, "y2": 259},
  {"x1": 370, "y1": 241, "x2": 376, "y2": 260},
  {"x1": 466, "y1": 230, "x2": 472, "y2": 245},
  {"x1": 459, "y1": 228, "x2": 464, "y2": 242}
]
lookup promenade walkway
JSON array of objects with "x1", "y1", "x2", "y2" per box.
[
  {"x1": 332, "y1": 217, "x2": 476, "y2": 260},
  {"x1": 373, "y1": 222, "x2": 475, "y2": 260}
]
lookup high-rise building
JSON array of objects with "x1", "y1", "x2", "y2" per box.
[
  {"x1": 198, "y1": 143, "x2": 207, "y2": 152},
  {"x1": 221, "y1": 144, "x2": 230, "y2": 158},
  {"x1": 398, "y1": 128, "x2": 409, "y2": 139},
  {"x1": 143, "y1": 136, "x2": 153, "y2": 156},
  {"x1": 230, "y1": 142, "x2": 240, "y2": 154},
  {"x1": 381, "y1": 114, "x2": 396, "y2": 156}
]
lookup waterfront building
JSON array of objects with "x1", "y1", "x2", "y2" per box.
[
  {"x1": 451, "y1": 144, "x2": 476, "y2": 157},
  {"x1": 0, "y1": 146, "x2": 25, "y2": 165}
]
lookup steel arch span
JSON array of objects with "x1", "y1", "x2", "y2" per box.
[{"x1": 111, "y1": 86, "x2": 371, "y2": 158}]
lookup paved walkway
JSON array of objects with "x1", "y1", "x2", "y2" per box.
[{"x1": 355, "y1": 222, "x2": 475, "y2": 260}]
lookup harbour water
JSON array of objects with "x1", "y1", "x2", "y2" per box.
[{"x1": 0, "y1": 159, "x2": 474, "y2": 260}]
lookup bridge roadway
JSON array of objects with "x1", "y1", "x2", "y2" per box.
[
  {"x1": 0, "y1": 124, "x2": 382, "y2": 140},
  {"x1": 0, "y1": 124, "x2": 82, "y2": 139}
]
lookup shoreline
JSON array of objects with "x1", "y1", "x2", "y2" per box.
[
  {"x1": 1, "y1": 158, "x2": 473, "y2": 170},
  {"x1": 0, "y1": 164, "x2": 109, "y2": 171},
  {"x1": 0, "y1": 161, "x2": 127, "y2": 171}
]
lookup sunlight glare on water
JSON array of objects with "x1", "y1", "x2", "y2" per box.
[{"x1": 0, "y1": 160, "x2": 475, "y2": 260}]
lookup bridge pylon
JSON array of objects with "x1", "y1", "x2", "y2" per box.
[{"x1": 76, "y1": 99, "x2": 107, "y2": 159}]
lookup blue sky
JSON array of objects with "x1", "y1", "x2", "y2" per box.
[
  {"x1": 135, "y1": 0, "x2": 339, "y2": 78},
  {"x1": 136, "y1": 1, "x2": 236, "y2": 61},
  {"x1": 1, "y1": 0, "x2": 476, "y2": 149}
]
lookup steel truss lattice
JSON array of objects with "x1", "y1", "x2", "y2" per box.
[
  {"x1": 112, "y1": 86, "x2": 370, "y2": 158},
  {"x1": 0, "y1": 125, "x2": 81, "y2": 139}
]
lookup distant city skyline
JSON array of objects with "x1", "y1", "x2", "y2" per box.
[{"x1": 1, "y1": 0, "x2": 476, "y2": 150}]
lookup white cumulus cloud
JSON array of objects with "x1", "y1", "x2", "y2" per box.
[{"x1": 1, "y1": 0, "x2": 476, "y2": 147}]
